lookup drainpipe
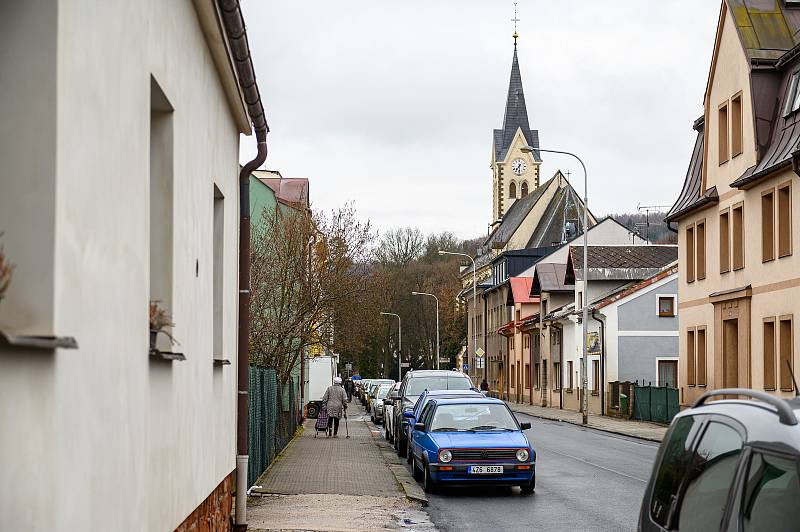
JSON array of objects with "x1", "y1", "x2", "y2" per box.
[
  {"x1": 217, "y1": 1, "x2": 269, "y2": 530},
  {"x1": 666, "y1": 221, "x2": 678, "y2": 234},
  {"x1": 591, "y1": 309, "x2": 606, "y2": 416}
]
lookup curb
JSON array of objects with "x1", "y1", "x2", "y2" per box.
[
  {"x1": 509, "y1": 407, "x2": 664, "y2": 443},
  {"x1": 365, "y1": 419, "x2": 429, "y2": 506}
]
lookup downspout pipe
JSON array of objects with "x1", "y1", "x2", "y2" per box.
[
  {"x1": 217, "y1": 1, "x2": 269, "y2": 530},
  {"x1": 591, "y1": 309, "x2": 606, "y2": 416}
]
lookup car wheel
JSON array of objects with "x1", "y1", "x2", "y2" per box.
[
  {"x1": 371, "y1": 414, "x2": 375, "y2": 422},
  {"x1": 423, "y1": 463, "x2": 438, "y2": 494},
  {"x1": 412, "y1": 456, "x2": 423, "y2": 481},
  {"x1": 520, "y1": 474, "x2": 536, "y2": 495}
]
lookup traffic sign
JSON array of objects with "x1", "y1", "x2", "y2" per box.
[
  {"x1": 476, "y1": 357, "x2": 485, "y2": 369},
  {"x1": 463, "y1": 363, "x2": 470, "y2": 371},
  {"x1": 400, "y1": 362, "x2": 410, "y2": 368},
  {"x1": 475, "y1": 347, "x2": 485, "y2": 358},
  {"x1": 439, "y1": 358, "x2": 450, "y2": 363}
]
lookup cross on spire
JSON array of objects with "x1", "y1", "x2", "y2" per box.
[
  {"x1": 565, "y1": 170, "x2": 572, "y2": 180},
  {"x1": 512, "y1": 1, "x2": 520, "y2": 46}
]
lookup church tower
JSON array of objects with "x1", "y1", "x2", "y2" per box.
[{"x1": 491, "y1": 33, "x2": 541, "y2": 227}]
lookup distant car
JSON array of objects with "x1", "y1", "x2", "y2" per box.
[
  {"x1": 638, "y1": 388, "x2": 800, "y2": 532},
  {"x1": 403, "y1": 389, "x2": 485, "y2": 464},
  {"x1": 384, "y1": 382, "x2": 401, "y2": 442},
  {"x1": 365, "y1": 379, "x2": 394, "y2": 408},
  {"x1": 408, "y1": 396, "x2": 535, "y2": 494},
  {"x1": 371, "y1": 384, "x2": 394, "y2": 423},
  {"x1": 391, "y1": 370, "x2": 475, "y2": 458}
]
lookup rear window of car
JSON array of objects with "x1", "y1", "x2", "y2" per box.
[{"x1": 406, "y1": 375, "x2": 472, "y2": 396}]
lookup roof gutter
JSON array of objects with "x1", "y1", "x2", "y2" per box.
[{"x1": 217, "y1": 1, "x2": 269, "y2": 530}]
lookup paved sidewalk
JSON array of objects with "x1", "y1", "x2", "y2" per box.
[
  {"x1": 248, "y1": 402, "x2": 436, "y2": 531},
  {"x1": 507, "y1": 401, "x2": 668, "y2": 442}
]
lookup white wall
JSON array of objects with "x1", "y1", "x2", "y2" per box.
[{"x1": 0, "y1": 1, "x2": 241, "y2": 530}]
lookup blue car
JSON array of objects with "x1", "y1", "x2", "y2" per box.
[
  {"x1": 402, "y1": 389, "x2": 485, "y2": 463},
  {"x1": 407, "y1": 397, "x2": 536, "y2": 493}
]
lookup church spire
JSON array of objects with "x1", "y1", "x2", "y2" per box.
[{"x1": 494, "y1": 36, "x2": 539, "y2": 163}]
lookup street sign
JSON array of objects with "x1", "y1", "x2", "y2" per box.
[
  {"x1": 463, "y1": 363, "x2": 470, "y2": 371},
  {"x1": 439, "y1": 358, "x2": 450, "y2": 363},
  {"x1": 345, "y1": 362, "x2": 352, "y2": 371},
  {"x1": 475, "y1": 347, "x2": 485, "y2": 358},
  {"x1": 476, "y1": 357, "x2": 485, "y2": 369},
  {"x1": 400, "y1": 362, "x2": 410, "y2": 368}
]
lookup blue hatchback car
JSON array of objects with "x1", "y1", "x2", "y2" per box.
[{"x1": 407, "y1": 397, "x2": 536, "y2": 493}]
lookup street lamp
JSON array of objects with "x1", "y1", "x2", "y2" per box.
[
  {"x1": 439, "y1": 250, "x2": 477, "y2": 378},
  {"x1": 411, "y1": 291, "x2": 440, "y2": 370},
  {"x1": 522, "y1": 145, "x2": 590, "y2": 425},
  {"x1": 380, "y1": 312, "x2": 402, "y2": 382}
]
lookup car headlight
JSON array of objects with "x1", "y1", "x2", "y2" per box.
[
  {"x1": 439, "y1": 450, "x2": 452, "y2": 463},
  {"x1": 516, "y1": 449, "x2": 530, "y2": 462}
]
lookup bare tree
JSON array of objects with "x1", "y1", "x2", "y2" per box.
[{"x1": 376, "y1": 227, "x2": 424, "y2": 266}]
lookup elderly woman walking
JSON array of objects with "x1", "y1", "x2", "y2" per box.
[{"x1": 322, "y1": 377, "x2": 348, "y2": 438}]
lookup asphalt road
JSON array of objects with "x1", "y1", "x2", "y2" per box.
[{"x1": 421, "y1": 412, "x2": 659, "y2": 532}]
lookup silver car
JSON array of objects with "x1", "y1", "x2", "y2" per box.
[
  {"x1": 383, "y1": 382, "x2": 400, "y2": 442},
  {"x1": 370, "y1": 384, "x2": 394, "y2": 424}
]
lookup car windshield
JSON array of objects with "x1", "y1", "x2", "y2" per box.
[
  {"x1": 406, "y1": 376, "x2": 472, "y2": 396},
  {"x1": 430, "y1": 403, "x2": 518, "y2": 432},
  {"x1": 376, "y1": 386, "x2": 392, "y2": 399}
]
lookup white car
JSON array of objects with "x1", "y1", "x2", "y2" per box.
[{"x1": 383, "y1": 382, "x2": 400, "y2": 442}]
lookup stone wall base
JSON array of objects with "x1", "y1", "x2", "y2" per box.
[{"x1": 175, "y1": 471, "x2": 234, "y2": 532}]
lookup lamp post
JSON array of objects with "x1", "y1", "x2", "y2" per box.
[
  {"x1": 522, "y1": 145, "x2": 589, "y2": 425},
  {"x1": 411, "y1": 291, "x2": 440, "y2": 370},
  {"x1": 381, "y1": 312, "x2": 402, "y2": 382},
  {"x1": 438, "y1": 250, "x2": 476, "y2": 378}
]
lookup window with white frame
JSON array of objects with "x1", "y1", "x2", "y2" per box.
[
  {"x1": 784, "y1": 71, "x2": 800, "y2": 116},
  {"x1": 657, "y1": 295, "x2": 676, "y2": 317}
]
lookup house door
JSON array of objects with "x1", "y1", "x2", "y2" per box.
[
  {"x1": 723, "y1": 318, "x2": 739, "y2": 388},
  {"x1": 657, "y1": 360, "x2": 678, "y2": 388}
]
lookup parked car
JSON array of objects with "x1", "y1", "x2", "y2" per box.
[
  {"x1": 365, "y1": 379, "x2": 394, "y2": 408},
  {"x1": 638, "y1": 388, "x2": 800, "y2": 532},
  {"x1": 384, "y1": 382, "x2": 401, "y2": 442},
  {"x1": 408, "y1": 396, "x2": 535, "y2": 494},
  {"x1": 390, "y1": 370, "x2": 475, "y2": 458},
  {"x1": 370, "y1": 384, "x2": 394, "y2": 423},
  {"x1": 358, "y1": 379, "x2": 373, "y2": 404}
]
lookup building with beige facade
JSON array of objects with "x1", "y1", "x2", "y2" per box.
[{"x1": 666, "y1": 0, "x2": 800, "y2": 408}]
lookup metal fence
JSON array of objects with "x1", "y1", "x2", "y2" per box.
[
  {"x1": 632, "y1": 382, "x2": 679, "y2": 424},
  {"x1": 248, "y1": 366, "x2": 302, "y2": 487}
]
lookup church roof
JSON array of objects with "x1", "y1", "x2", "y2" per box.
[
  {"x1": 485, "y1": 174, "x2": 556, "y2": 250},
  {"x1": 526, "y1": 182, "x2": 589, "y2": 248},
  {"x1": 494, "y1": 45, "x2": 540, "y2": 162}
]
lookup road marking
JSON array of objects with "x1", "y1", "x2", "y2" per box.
[{"x1": 538, "y1": 445, "x2": 649, "y2": 483}]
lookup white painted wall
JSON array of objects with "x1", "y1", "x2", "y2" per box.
[{"x1": 0, "y1": 2, "x2": 242, "y2": 530}]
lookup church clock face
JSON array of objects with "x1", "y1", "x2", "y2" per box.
[{"x1": 511, "y1": 158, "x2": 527, "y2": 175}]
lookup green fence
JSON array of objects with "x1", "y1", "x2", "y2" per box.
[
  {"x1": 632, "y1": 383, "x2": 679, "y2": 424},
  {"x1": 248, "y1": 366, "x2": 301, "y2": 487}
]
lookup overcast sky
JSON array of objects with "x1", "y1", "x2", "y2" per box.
[{"x1": 240, "y1": 1, "x2": 721, "y2": 239}]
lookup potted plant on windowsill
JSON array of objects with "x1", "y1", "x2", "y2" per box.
[
  {"x1": 0, "y1": 232, "x2": 13, "y2": 305},
  {"x1": 149, "y1": 300, "x2": 175, "y2": 353}
]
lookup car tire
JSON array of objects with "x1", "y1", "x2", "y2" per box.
[
  {"x1": 423, "y1": 463, "x2": 438, "y2": 494},
  {"x1": 520, "y1": 474, "x2": 536, "y2": 495},
  {"x1": 371, "y1": 414, "x2": 375, "y2": 422},
  {"x1": 412, "y1": 456, "x2": 423, "y2": 482},
  {"x1": 406, "y1": 440, "x2": 413, "y2": 464}
]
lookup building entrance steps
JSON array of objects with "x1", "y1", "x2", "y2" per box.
[{"x1": 507, "y1": 401, "x2": 667, "y2": 442}]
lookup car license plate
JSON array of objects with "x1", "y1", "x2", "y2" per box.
[{"x1": 468, "y1": 465, "x2": 503, "y2": 474}]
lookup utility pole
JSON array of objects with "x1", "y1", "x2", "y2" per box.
[
  {"x1": 412, "y1": 291, "x2": 440, "y2": 370},
  {"x1": 381, "y1": 312, "x2": 402, "y2": 382}
]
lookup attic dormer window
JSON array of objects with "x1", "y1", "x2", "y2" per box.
[{"x1": 783, "y1": 71, "x2": 800, "y2": 116}]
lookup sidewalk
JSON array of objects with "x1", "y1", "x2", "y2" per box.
[
  {"x1": 507, "y1": 401, "x2": 668, "y2": 442},
  {"x1": 247, "y1": 402, "x2": 435, "y2": 531}
]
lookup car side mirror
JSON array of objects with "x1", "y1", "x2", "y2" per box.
[
  {"x1": 413, "y1": 422, "x2": 426, "y2": 431},
  {"x1": 520, "y1": 422, "x2": 531, "y2": 430},
  {"x1": 403, "y1": 410, "x2": 415, "y2": 419},
  {"x1": 383, "y1": 399, "x2": 392, "y2": 406}
]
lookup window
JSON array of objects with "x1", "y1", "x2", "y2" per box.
[
  {"x1": 650, "y1": 416, "x2": 699, "y2": 527},
  {"x1": 686, "y1": 224, "x2": 695, "y2": 282},
  {"x1": 720, "y1": 209, "x2": 731, "y2": 273},
  {"x1": 697, "y1": 327, "x2": 707, "y2": 386},
  {"x1": 696, "y1": 220, "x2": 706, "y2": 279},
  {"x1": 778, "y1": 182, "x2": 792, "y2": 257},
  {"x1": 762, "y1": 189, "x2": 775, "y2": 262},
  {"x1": 524, "y1": 363, "x2": 530, "y2": 388},
  {"x1": 764, "y1": 318, "x2": 776, "y2": 390},
  {"x1": 658, "y1": 360, "x2": 678, "y2": 387},
  {"x1": 732, "y1": 93, "x2": 743, "y2": 157},
  {"x1": 657, "y1": 295, "x2": 676, "y2": 317},
  {"x1": 733, "y1": 203, "x2": 745, "y2": 270},
  {"x1": 780, "y1": 316, "x2": 794, "y2": 392},
  {"x1": 534, "y1": 363, "x2": 540, "y2": 390},
  {"x1": 509, "y1": 181, "x2": 517, "y2": 199},
  {"x1": 719, "y1": 102, "x2": 729, "y2": 164},
  {"x1": 741, "y1": 452, "x2": 800, "y2": 532},
  {"x1": 687, "y1": 329, "x2": 696, "y2": 386},
  {"x1": 676, "y1": 422, "x2": 743, "y2": 531},
  {"x1": 213, "y1": 185, "x2": 224, "y2": 359},
  {"x1": 592, "y1": 359, "x2": 599, "y2": 394},
  {"x1": 521, "y1": 181, "x2": 529, "y2": 197},
  {"x1": 553, "y1": 362, "x2": 561, "y2": 391},
  {"x1": 783, "y1": 71, "x2": 800, "y2": 117},
  {"x1": 150, "y1": 76, "x2": 175, "y2": 351},
  {"x1": 578, "y1": 291, "x2": 583, "y2": 309},
  {"x1": 567, "y1": 360, "x2": 573, "y2": 389}
]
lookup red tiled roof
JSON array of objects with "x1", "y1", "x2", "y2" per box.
[{"x1": 509, "y1": 277, "x2": 537, "y2": 304}]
